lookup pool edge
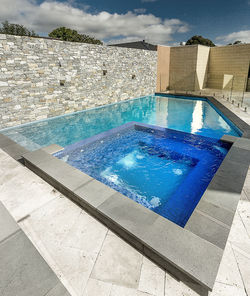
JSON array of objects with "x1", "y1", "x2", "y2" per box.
[{"x1": 21, "y1": 137, "x2": 250, "y2": 291}]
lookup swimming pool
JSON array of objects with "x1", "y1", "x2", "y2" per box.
[
  {"x1": 54, "y1": 122, "x2": 232, "y2": 227},
  {"x1": 1, "y1": 95, "x2": 241, "y2": 151}
]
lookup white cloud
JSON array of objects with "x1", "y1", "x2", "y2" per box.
[
  {"x1": 134, "y1": 8, "x2": 147, "y2": 14},
  {"x1": 216, "y1": 30, "x2": 250, "y2": 44},
  {"x1": 0, "y1": 0, "x2": 189, "y2": 44}
]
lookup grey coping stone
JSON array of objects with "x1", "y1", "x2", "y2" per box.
[
  {"x1": 23, "y1": 149, "x2": 93, "y2": 191},
  {"x1": 74, "y1": 178, "x2": 117, "y2": 208},
  {"x1": 225, "y1": 146, "x2": 250, "y2": 164},
  {"x1": 0, "y1": 202, "x2": 20, "y2": 243},
  {"x1": 98, "y1": 192, "x2": 159, "y2": 236},
  {"x1": 195, "y1": 199, "x2": 235, "y2": 227},
  {"x1": 185, "y1": 210, "x2": 230, "y2": 249},
  {"x1": 234, "y1": 137, "x2": 250, "y2": 150},
  {"x1": 141, "y1": 215, "x2": 223, "y2": 291},
  {"x1": 0, "y1": 230, "x2": 67, "y2": 296},
  {"x1": 220, "y1": 134, "x2": 238, "y2": 143},
  {"x1": 205, "y1": 146, "x2": 250, "y2": 201},
  {"x1": 98, "y1": 192, "x2": 222, "y2": 290},
  {"x1": 0, "y1": 133, "x2": 17, "y2": 148},
  {"x1": 41, "y1": 144, "x2": 64, "y2": 155},
  {"x1": 23, "y1": 148, "x2": 56, "y2": 165},
  {"x1": 201, "y1": 188, "x2": 240, "y2": 213},
  {"x1": 208, "y1": 161, "x2": 249, "y2": 195},
  {"x1": 2, "y1": 143, "x2": 29, "y2": 160}
]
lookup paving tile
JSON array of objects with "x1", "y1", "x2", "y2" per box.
[
  {"x1": 0, "y1": 150, "x2": 21, "y2": 176},
  {"x1": 45, "y1": 283, "x2": 71, "y2": 296},
  {"x1": 20, "y1": 197, "x2": 107, "y2": 296},
  {"x1": 165, "y1": 272, "x2": 206, "y2": 296},
  {"x1": 91, "y1": 233, "x2": 143, "y2": 289},
  {"x1": 82, "y1": 279, "x2": 112, "y2": 296},
  {"x1": 110, "y1": 285, "x2": 153, "y2": 296},
  {"x1": 231, "y1": 240, "x2": 250, "y2": 259},
  {"x1": 215, "y1": 244, "x2": 245, "y2": 289},
  {"x1": 240, "y1": 190, "x2": 249, "y2": 201},
  {"x1": 74, "y1": 178, "x2": 117, "y2": 208},
  {"x1": 0, "y1": 202, "x2": 20, "y2": 243},
  {"x1": 236, "y1": 200, "x2": 250, "y2": 237},
  {"x1": 232, "y1": 249, "x2": 250, "y2": 296},
  {"x1": 0, "y1": 149, "x2": 9, "y2": 162},
  {"x1": 0, "y1": 163, "x2": 60, "y2": 221},
  {"x1": 138, "y1": 257, "x2": 165, "y2": 296},
  {"x1": 185, "y1": 210, "x2": 230, "y2": 249},
  {"x1": 228, "y1": 211, "x2": 250, "y2": 245},
  {"x1": 210, "y1": 281, "x2": 246, "y2": 296},
  {"x1": 0, "y1": 231, "x2": 61, "y2": 296}
]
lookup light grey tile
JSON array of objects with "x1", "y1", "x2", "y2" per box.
[
  {"x1": 0, "y1": 202, "x2": 20, "y2": 243},
  {"x1": 0, "y1": 231, "x2": 61, "y2": 296},
  {"x1": 91, "y1": 233, "x2": 143, "y2": 289}
]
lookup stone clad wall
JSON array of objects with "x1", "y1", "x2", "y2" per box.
[{"x1": 0, "y1": 34, "x2": 157, "y2": 128}]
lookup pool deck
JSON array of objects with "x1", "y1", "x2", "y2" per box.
[{"x1": 0, "y1": 95, "x2": 250, "y2": 296}]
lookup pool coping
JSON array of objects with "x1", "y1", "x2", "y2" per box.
[
  {"x1": 1, "y1": 94, "x2": 250, "y2": 292},
  {"x1": 21, "y1": 132, "x2": 250, "y2": 292}
]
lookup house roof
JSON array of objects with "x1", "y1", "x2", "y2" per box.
[{"x1": 108, "y1": 40, "x2": 157, "y2": 51}]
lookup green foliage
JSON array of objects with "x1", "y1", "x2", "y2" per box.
[
  {"x1": 227, "y1": 40, "x2": 242, "y2": 46},
  {"x1": 185, "y1": 35, "x2": 215, "y2": 47},
  {"x1": 0, "y1": 21, "x2": 38, "y2": 37},
  {"x1": 233, "y1": 40, "x2": 242, "y2": 45},
  {"x1": 48, "y1": 27, "x2": 103, "y2": 45}
]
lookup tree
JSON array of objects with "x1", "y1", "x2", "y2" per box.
[
  {"x1": 48, "y1": 27, "x2": 103, "y2": 45},
  {"x1": 185, "y1": 35, "x2": 215, "y2": 47},
  {"x1": 0, "y1": 21, "x2": 38, "y2": 37},
  {"x1": 227, "y1": 40, "x2": 242, "y2": 45}
]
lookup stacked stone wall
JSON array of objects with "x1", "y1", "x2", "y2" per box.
[{"x1": 0, "y1": 35, "x2": 157, "y2": 128}]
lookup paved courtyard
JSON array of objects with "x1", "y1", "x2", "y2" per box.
[{"x1": 0, "y1": 96, "x2": 249, "y2": 296}]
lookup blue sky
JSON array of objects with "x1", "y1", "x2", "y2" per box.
[{"x1": 1, "y1": 0, "x2": 250, "y2": 45}]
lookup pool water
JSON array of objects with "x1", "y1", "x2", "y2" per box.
[
  {"x1": 1, "y1": 95, "x2": 241, "y2": 151},
  {"x1": 55, "y1": 123, "x2": 232, "y2": 227}
]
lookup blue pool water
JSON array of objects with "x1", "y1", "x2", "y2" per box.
[
  {"x1": 55, "y1": 123, "x2": 232, "y2": 227},
  {"x1": 1, "y1": 95, "x2": 241, "y2": 151}
]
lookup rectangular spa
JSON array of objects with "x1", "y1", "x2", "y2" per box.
[{"x1": 54, "y1": 122, "x2": 232, "y2": 227}]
